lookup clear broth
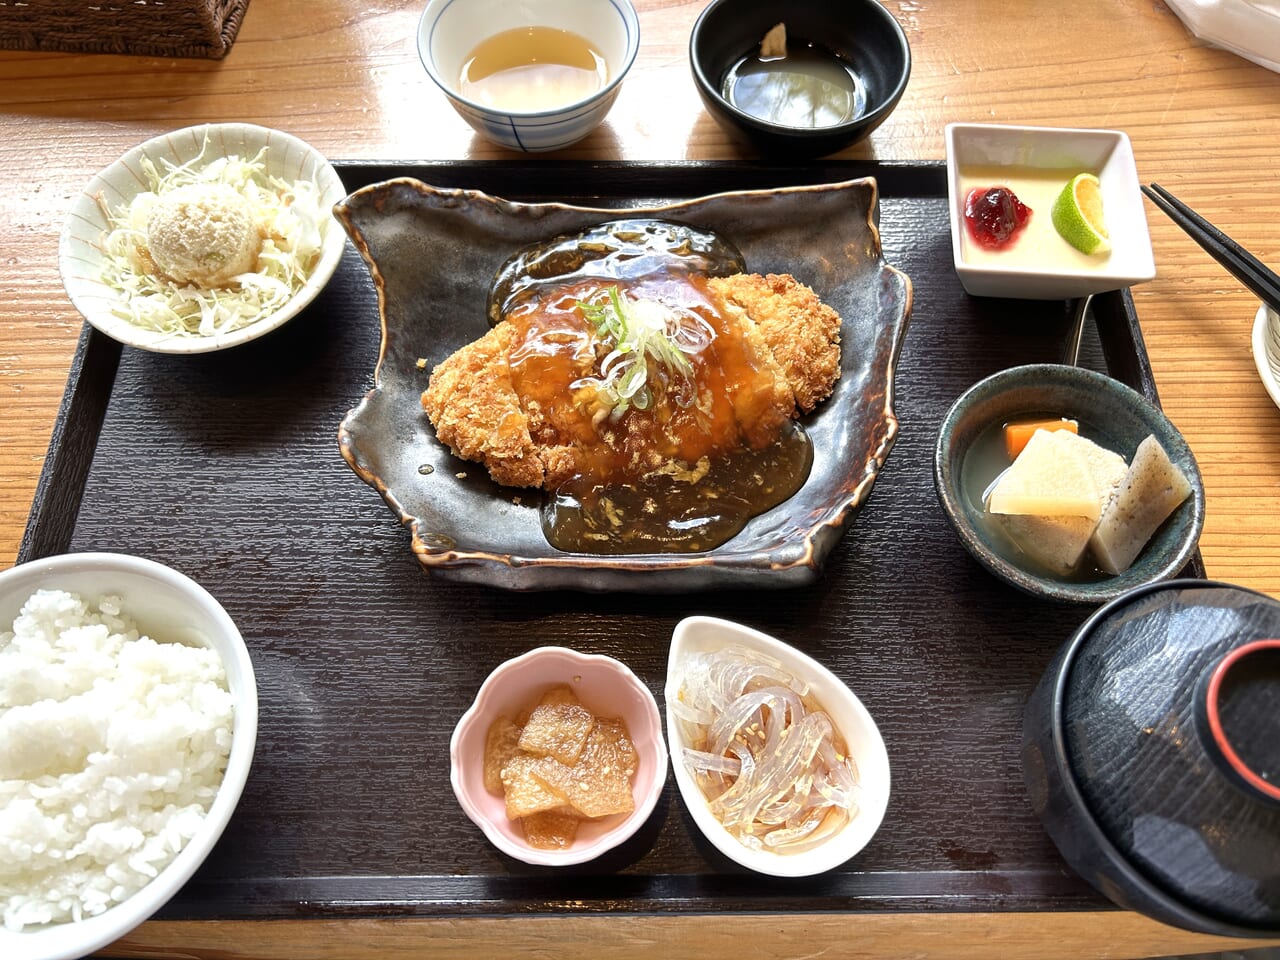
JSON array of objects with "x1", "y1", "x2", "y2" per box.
[
  {"x1": 961, "y1": 416, "x2": 1112, "y2": 583},
  {"x1": 722, "y1": 42, "x2": 866, "y2": 129},
  {"x1": 460, "y1": 26, "x2": 607, "y2": 112}
]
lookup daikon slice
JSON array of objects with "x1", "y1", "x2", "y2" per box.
[
  {"x1": 987, "y1": 428, "x2": 1101, "y2": 518},
  {"x1": 997, "y1": 433, "x2": 1128, "y2": 572}
]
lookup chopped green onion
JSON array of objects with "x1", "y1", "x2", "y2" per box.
[{"x1": 576, "y1": 287, "x2": 699, "y2": 420}]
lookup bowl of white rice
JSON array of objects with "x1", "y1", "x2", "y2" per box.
[{"x1": 0, "y1": 552, "x2": 257, "y2": 960}]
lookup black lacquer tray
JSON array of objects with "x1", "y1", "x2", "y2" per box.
[{"x1": 20, "y1": 161, "x2": 1203, "y2": 920}]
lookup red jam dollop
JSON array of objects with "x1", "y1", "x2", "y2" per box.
[{"x1": 964, "y1": 187, "x2": 1031, "y2": 250}]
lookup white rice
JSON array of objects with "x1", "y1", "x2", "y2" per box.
[{"x1": 0, "y1": 588, "x2": 234, "y2": 931}]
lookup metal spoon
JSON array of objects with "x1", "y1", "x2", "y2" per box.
[{"x1": 1062, "y1": 293, "x2": 1093, "y2": 367}]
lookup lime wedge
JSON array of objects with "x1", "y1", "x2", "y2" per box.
[{"x1": 1052, "y1": 173, "x2": 1111, "y2": 255}]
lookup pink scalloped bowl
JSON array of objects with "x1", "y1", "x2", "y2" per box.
[{"x1": 449, "y1": 646, "x2": 668, "y2": 866}]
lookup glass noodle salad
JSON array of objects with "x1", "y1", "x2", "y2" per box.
[
  {"x1": 671, "y1": 645, "x2": 862, "y2": 854},
  {"x1": 99, "y1": 140, "x2": 326, "y2": 337}
]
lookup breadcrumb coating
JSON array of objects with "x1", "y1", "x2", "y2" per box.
[
  {"x1": 420, "y1": 323, "x2": 547, "y2": 489},
  {"x1": 707, "y1": 272, "x2": 842, "y2": 413},
  {"x1": 421, "y1": 272, "x2": 841, "y2": 489}
]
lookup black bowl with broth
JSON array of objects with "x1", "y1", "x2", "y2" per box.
[
  {"x1": 689, "y1": 0, "x2": 911, "y2": 158},
  {"x1": 933, "y1": 364, "x2": 1205, "y2": 605}
]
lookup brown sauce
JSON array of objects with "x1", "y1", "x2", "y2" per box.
[
  {"x1": 490, "y1": 219, "x2": 816, "y2": 555},
  {"x1": 541, "y1": 420, "x2": 812, "y2": 554}
]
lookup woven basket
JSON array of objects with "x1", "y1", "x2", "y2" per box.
[{"x1": 0, "y1": 0, "x2": 251, "y2": 59}]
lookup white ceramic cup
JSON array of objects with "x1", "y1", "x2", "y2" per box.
[
  {"x1": 417, "y1": 0, "x2": 639, "y2": 152},
  {"x1": 1251, "y1": 302, "x2": 1280, "y2": 410}
]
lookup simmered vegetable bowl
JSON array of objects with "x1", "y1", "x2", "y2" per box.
[{"x1": 933, "y1": 363, "x2": 1205, "y2": 605}]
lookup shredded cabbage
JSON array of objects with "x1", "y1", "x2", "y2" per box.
[{"x1": 98, "y1": 140, "x2": 326, "y2": 338}]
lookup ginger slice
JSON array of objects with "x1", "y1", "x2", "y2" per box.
[
  {"x1": 594, "y1": 718, "x2": 639, "y2": 780},
  {"x1": 522, "y1": 808, "x2": 580, "y2": 850},
  {"x1": 517, "y1": 685, "x2": 596, "y2": 765},
  {"x1": 500, "y1": 754, "x2": 571, "y2": 819},
  {"x1": 484, "y1": 715, "x2": 523, "y2": 794},
  {"x1": 530, "y1": 719, "x2": 637, "y2": 819},
  {"x1": 482, "y1": 683, "x2": 639, "y2": 846}
]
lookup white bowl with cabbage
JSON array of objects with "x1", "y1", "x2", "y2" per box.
[{"x1": 59, "y1": 122, "x2": 346, "y2": 354}]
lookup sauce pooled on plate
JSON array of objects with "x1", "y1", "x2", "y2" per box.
[{"x1": 423, "y1": 219, "x2": 842, "y2": 554}]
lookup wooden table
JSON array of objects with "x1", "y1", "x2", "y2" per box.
[{"x1": 1, "y1": 1, "x2": 1277, "y2": 957}]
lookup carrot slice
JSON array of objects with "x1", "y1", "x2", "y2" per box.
[{"x1": 1004, "y1": 418, "x2": 1079, "y2": 459}]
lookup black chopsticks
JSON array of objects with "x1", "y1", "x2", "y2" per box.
[{"x1": 1142, "y1": 183, "x2": 1280, "y2": 313}]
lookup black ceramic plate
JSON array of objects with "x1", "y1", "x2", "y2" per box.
[{"x1": 334, "y1": 178, "x2": 912, "y2": 591}]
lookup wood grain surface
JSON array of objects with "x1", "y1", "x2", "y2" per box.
[
  {"x1": 99, "y1": 914, "x2": 1280, "y2": 960},
  {"x1": 2, "y1": 1, "x2": 1279, "y2": 958}
]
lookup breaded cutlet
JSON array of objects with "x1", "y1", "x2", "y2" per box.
[
  {"x1": 421, "y1": 272, "x2": 841, "y2": 490},
  {"x1": 419, "y1": 322, "x2": 547, "y2": 489},
  {"x1": 707, "y1": 272, "x2": 842, "y2": 413}
]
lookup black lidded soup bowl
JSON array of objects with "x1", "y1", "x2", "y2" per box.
[{"x1": 1022, "y1": 578, "x2": 1280, "y2": 937}]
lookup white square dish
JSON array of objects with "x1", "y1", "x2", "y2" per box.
[{"x1": 945, "y1": 123, "x2": 1156, "y2": 300}]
